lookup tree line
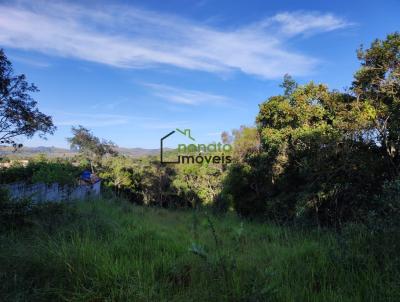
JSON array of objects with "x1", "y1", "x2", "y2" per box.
[
  {"x1": 222, "y1": 33, "x2": 400, "y2": 228},
  {"x1": 1, "y1": 33, "x2": 400, "y2": 230}
]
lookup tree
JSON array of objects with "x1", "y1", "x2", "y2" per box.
[
  {"x1": 173, "y1": 163, "x2": 223, "y2": 207},
  {"x1": 68, "y1": 126, "x2": 117, "y2": 172},
  {"x1": 0, "y1": 49, "x2": 55, "y2": 147},
  {"x1": 221, "y1": 131, "x2": 233, "y2": 144},
  {"x1": 100, "y1": 155, "x2": 143, "y2": 200},
  {"x1": 280, "y1": 74, "x2": 298, "y2": 97},
  {"x1": 352, "y1": 32, "x2": 400, "y2": 176},
  {"x1": 141, "y1": 162, "x2": 175, "y2": 207},
  {"x1": 231, "y1": 126, "x2": 260, "y2": 162},
  {"x1": 223, "y1": 65, "x2": 388, "y2": 225},
  {"x1": 255, "y1": 80, "x2": 385, "y2": 226}
]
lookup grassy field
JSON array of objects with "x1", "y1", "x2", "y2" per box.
[{"x1": 0, "y1": 199, "x2": 398, "y2": 302}]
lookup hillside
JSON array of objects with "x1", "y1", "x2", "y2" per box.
[{"x1": 0, "y1": 146, "x2": 164, "y2": 158}]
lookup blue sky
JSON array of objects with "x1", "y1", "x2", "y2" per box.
[{"x1": 1, "y1": 0, "x2": 399, "y2": 149}]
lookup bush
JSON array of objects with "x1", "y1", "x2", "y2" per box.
[
  {"x1": 0, "y1": 187, "x2": 77, "y2": 231},
  {"x1": 368, "y1": 178, "x2": 400, "y2": 232},
  {"x1": 31, "y1": 161, "x2": 80, "y2": 185},
  {"x1": 221, "y1": 163, "x2": 266, "y2": 217},
  {"x1": 0, "y1": 160, "x2": 81, "y2": 185},
  {"x1": 0, "y1": 187, "x2": 33, "y2": 230}
]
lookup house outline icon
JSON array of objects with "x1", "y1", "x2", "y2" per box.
[{"x1": 160, "y1": 128, "x2": 195, "y2": 164}]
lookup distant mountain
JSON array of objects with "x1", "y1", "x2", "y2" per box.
[
  {"x1": 114, "y1": 147, "x2": 161, "y2": 157},
  {"x1": 0, "y1": 146, "x2": 76, "y2": 157},
  {"x1": 0, "y1": 146, "x2": 168, "y2": 158}
]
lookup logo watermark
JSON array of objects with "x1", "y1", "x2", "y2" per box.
[{"x1": 160, "y1": 128, "x2": 232, "y2": 164}]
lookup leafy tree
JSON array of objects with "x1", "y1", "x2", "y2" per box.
[
  {"x1": 0, "y1": 49, "x2": 55, "y2": 147},
  {"x1": 100, "y1": 155, "x2": 143, "y2": 201},
  {"x1": 173, "y1": 163, "x2": 223, "y2": 207},
  {"x1": 0, "y1": 157, "x2": 81, "y2": 186},
  {"x1": 140, "y1": 161, "x2": 175, "y2": 207},
  {"x1": 221, "y1": 131, "x2": 233, "y2": 144},
  {"x1": 221, "y1": 158, "x2": 269, "y2": 217},
  {"x1": 31, "y1": 161, "x2": 81, "y2": 186},
  {"x1": 231, "y1": 126, "x2": 260, "y2": 162},
  {"x1": 280, "y1": 73, "x2": 298, "y2": 97},
  {"x1": 67, "y1": 126, "x2": 117, "y2": 172},
  {"x1": 352, "y1": 32, "x2": 400, "y2": 176},
  {"x1": 223, "y1": 38, "x2": 398, "y2": 225},
  {"x1": 255, "y1": 80, "x2": 385, "y2": 226}
]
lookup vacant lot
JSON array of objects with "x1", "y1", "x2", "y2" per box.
[{"x1": 0, "y1": 199, "x2": 398, "y2": 301}]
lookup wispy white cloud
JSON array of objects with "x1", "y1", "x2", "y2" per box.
[
  {"x1": 51, "y1": 110, "x2": 185, "y2": 130},
  {"x1": 142, "y1": 83, "x2": 229, "y2": 105},
  {"x1": 0, "y1": 1, "x2": 350, "y2": 78},
  {"x1": 267, "y1": 11, "x2": 350, "y2": 36}
]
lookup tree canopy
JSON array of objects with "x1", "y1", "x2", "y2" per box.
[
  {"x1": 0, "y1": 49, "x2": 55, "y2": 147},
  {"x1": 68, "y1": 126, "x2": 117, "y2": 172},
  {"x1": 222, "y1": 32, "x2": 400, "y2": 227}
]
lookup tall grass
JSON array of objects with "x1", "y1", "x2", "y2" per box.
[{"x1": 0, "y1": 199, "x2": 398, "y2": 301}]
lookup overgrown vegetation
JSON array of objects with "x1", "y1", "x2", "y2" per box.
[
  {"x1": 1, "y1": 199, "x2": 399, "y2": 301},
  {"x1": 222, "y1": 33, "x2": 400, "y2": 228},
  {"x1": 0, "y1": 155, "x2": 81, "y2": 185},
  {"x1": 2, "y1": 34, "x2": 400, "y2": 227},
  {"x1": 1, "y1": 32, "x2": 400, "y2": 301},
  {"x1": 0, "y1": 48, "x2": 55, "y2": 147}
]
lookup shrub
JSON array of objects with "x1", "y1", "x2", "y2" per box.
[
  {"x1": 31, "y1": 161, "x2": 80, "y2": 185},
  {"x1": 368, "y1": 178, "x2": 400, "y2": 232},
  {"x1": 0, "y1": 160, "x2": 81, "y2": 185},
  {"x1": 0, "y1": 187, "x2": 32, "y2": 230}
]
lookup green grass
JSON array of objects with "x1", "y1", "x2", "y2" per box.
[{"x1": 0, "y1": 199, "x2": 398, "y2": 301}]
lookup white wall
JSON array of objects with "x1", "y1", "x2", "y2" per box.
[{"x1": 3, "y1": 181, "x2": 101, "y2": 203}]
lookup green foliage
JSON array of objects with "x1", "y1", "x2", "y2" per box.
[
  {"x1": 2, "y1": 33, "x2": 400, "y2": 301},
  {"x1": 0, "y1": 157, "x2": 81, "y2": 185},
  {"x1": 68, "y1": 125, "x2": 117, "y2": 172},
  {"x1": 0, "y1": 186, "x2": 9, "y2": 203},
  {"x1": 0, "y1": 187, "x2": 32, "y2": 230},
  {"x1": 231, "y1": 125, "x2": 260, "y2": 162},
  {"x1": 0, "y1": 162, "x2": 33, "y2": 183},
  {"x1": 0, "y1": 49, "x2": 55, "y2": 147},
  {"x1": 99, "y1": 155, "x2": 145, "y2": 202},
  {"x1": 98, "y1": 154, "x2": 226, "y2": 208},
  {"x1": 31, "y1": 162, "x2": 81, "y2": 185},
  {"x1": 0, "y1": 199, "x2": 399, "y2": 301},
  {"x1": 223, "y1": 33, "x2": 400, "y2": 227},
  {"x1": 253, "y1": 80, "x2": 388, "y2": 225},
  {"x1": 173, "y1": 163, "x2": 224, "y2": 207},
  {"x1": 353, "y1": 32, "x2": 400, "y2": 176},
  {"x1": 280, "y1": 73, "x2": 298, "y2": 97},
  {"x1": 222, "y1": 161, "x2": 267, "y2": 217},
  {"x1": 3, "y1": 33, "x2": 398, "y2": 233},
  {"x1": 368, "y1": 178, "x2": 400, "y2": 232}
]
